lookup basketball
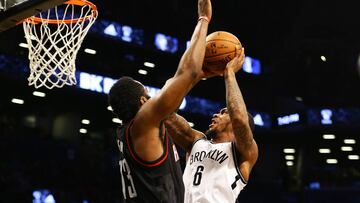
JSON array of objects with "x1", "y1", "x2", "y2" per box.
[{"x1": 203, "y1": 31, "x2": 242, "y2": 74}]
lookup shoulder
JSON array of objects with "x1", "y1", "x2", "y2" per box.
[{"x1": 189, "y1": 136, "x2": 208, "y2": 148}]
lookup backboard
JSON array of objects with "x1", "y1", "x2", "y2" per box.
[{"x1": 0, "y1": 0, "x2": 66, "y2": 32}]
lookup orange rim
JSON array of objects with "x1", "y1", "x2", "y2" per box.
[{"x1": 23, "y1": 0, "x2": 97, "y2": 24}]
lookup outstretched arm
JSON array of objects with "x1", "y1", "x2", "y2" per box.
[
  {"x1": 138, "y1": 0, "x2": 211, "y2": 124},
  {"x1": 224, "y1": 49, "x2": 258, "y2": 181},
  {"x1": 164, "y1": 113, "x2": 205, "y2": 153},
  {"x1": 131, "y1": 0, "x2": 212, "y2": 162}
]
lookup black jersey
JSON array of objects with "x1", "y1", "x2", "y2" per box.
[{"x1": 116, "y1": 120, "x2": 184, "y2": 203}]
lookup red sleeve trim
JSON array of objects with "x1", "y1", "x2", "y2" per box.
[{"x1": 125, "y1": 120, "x2": 169, "y2": 167}]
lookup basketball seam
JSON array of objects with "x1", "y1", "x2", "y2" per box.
[
  {"x1": 206, "y1": 39, "x2": 240, "y2": 45},
  {"x1": 205, "y1": 50, "x2": 236, "y2": 58}
]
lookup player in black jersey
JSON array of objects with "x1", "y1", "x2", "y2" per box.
[{"x1": 108, "y1": 0, "x2": 213, "y2": 202}]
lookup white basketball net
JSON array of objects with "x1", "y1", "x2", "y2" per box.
[{"x1": 22, "y1": 1, "x2": 98, "y2": 89}]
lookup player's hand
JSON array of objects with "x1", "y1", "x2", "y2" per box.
[
  {"x1": 198, "y1": 0, "x2": 212, "y2": 21},
  {"x1": 224, "y1": 47, "x2": 245, "y2": 74},
  {"x1": 198, "y1": 67, "x2": 219, "y2": 79}
]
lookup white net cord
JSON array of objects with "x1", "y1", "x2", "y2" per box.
[{"x1": 23, "y1": 1, "x2": 97, "y2": 89}]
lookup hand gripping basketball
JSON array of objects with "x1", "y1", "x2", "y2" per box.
[{"x1": 203, "y1": 31, "x2": 242, "y2": 75}]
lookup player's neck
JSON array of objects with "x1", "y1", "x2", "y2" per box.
[{"x1": 212, "y1": 131, "x2": 233, "y2": 143}]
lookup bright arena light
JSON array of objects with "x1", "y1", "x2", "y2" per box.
[
  {"x1": 319, "y1": 148, "x2": 331, "y2": 154},
  {"x1": 33, "y1": 91, "x2": 46, "y2": 97},
  {"x1": 138, "y1": 69, "x2": 148, "y2": 75},
  {"x1": 321, "y1": 55, "x2": 326, "y2": 62},
  {"x1": 283, "y1": 148, "x2": 296, "y2": 153},
  {"x1": 11, "y1": 98, "x2": 24, "y2": 104},
  {"x1": 79, "y1": 128, "x2": 87, "y2": 134},
  {"x1": 285, "y1": 155, "x2": 294, "y2": 160},
  {"x1": 344, "y1": 139, "x2": 356, "y2": 144},
  {"x1": 341, "y1": 146, "x2": 353, "y2": 151},
  {"x1": 82, "y1": 119, "x2": 90, "y2": 125},
  {"x1": 348, "y1": 155, "x2": 359, "y2": 160},
  {"x1": 112, "y1": 118, "x2": 122, "y2": 124},
  {"x1": 323, "y1": 134, "x2": 335, "y2": 139},
  {"x1": 84, "y1": 48, "x2": 97, "y2": 54},
  {"x1": 326, "y1": 159, "x2": 338, "y2": 164},
  {"x1": 144, "y1": 62, "x2": 155, "y2": 68},
  {"x1": 19, "y1": 42, "x2": 29, "y2": 48}
]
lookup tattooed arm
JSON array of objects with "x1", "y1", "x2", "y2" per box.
[
  {"x1": 223, "y1": 48, "x2": 258, "y2": 182},
  {"x1": 164, "y1": 113, "x2": 205, "y2": 153}
]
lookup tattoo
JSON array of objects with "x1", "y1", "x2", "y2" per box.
[
  {"x1": 225, "y1": 72, "x2": 247, "y2": 122},
  {"x1": 164, "y1": 113, "x2": 195, "y2": 150},
  {"x1": 224, "y1": 71, "x2": 253, "y2": 148}
]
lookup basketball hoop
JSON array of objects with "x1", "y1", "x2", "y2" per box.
[{"x1": 22, "y1": 0, "x2": 98, "y2": 89}]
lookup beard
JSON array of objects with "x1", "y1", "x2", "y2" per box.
[{"x1": 205, "y1": 128, "x2": 217, "y2": 140}]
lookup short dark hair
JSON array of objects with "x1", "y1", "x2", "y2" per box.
[
  {"x1": 108, "y1": 76, "x2": 147, "y2": 124},
  {"x1": 205, "y1": 111, "x2": 255, "y2": 140}
]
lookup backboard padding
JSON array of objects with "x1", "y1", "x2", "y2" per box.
[{"x1": 0, "y1": 0, "x2": 66, "y2": 32}]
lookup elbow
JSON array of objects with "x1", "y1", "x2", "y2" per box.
[
  {"x1": 179, "y1": 59, "x2": 201, "y2": 79},
  {"x1": 187, "y1": 56, "x2": 202, "y2": 78},
  {"x1": 164, "y1": 113, "x2": 177, "y2": 125}
]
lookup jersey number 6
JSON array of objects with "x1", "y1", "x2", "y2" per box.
[{"x1": 193, "y1": 165, "x2": 205, "y2": 186}]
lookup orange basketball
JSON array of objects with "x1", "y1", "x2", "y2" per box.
[{"x1": 203, "y1": 31, "x2": 242, "y2": 74}]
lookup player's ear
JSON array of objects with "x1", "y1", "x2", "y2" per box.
[{"x1": 140, "y1": 95, "x2": 148, "y2": 105}]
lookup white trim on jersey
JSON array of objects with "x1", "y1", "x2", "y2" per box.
[{"x1": 231, "y1": 142, "x2": 247, "y2": 186}]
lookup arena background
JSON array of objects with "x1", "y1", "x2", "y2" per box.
[{"x1": 0, "y1": 0, "x2": 359, "y2": 202}]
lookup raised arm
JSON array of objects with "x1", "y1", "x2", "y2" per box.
[
  {"x1": 131, "y1": 0, "x2": 212, "y2": 161},
  {"x1": 224, "y1": 49, "x2": 258, "y2": 181},
  {"x1": 164, "y1": 113, "x2": 205, "y2": 153},
  {"x1": 135, "y1": 0, "x2": 211, "y2": 126}
]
